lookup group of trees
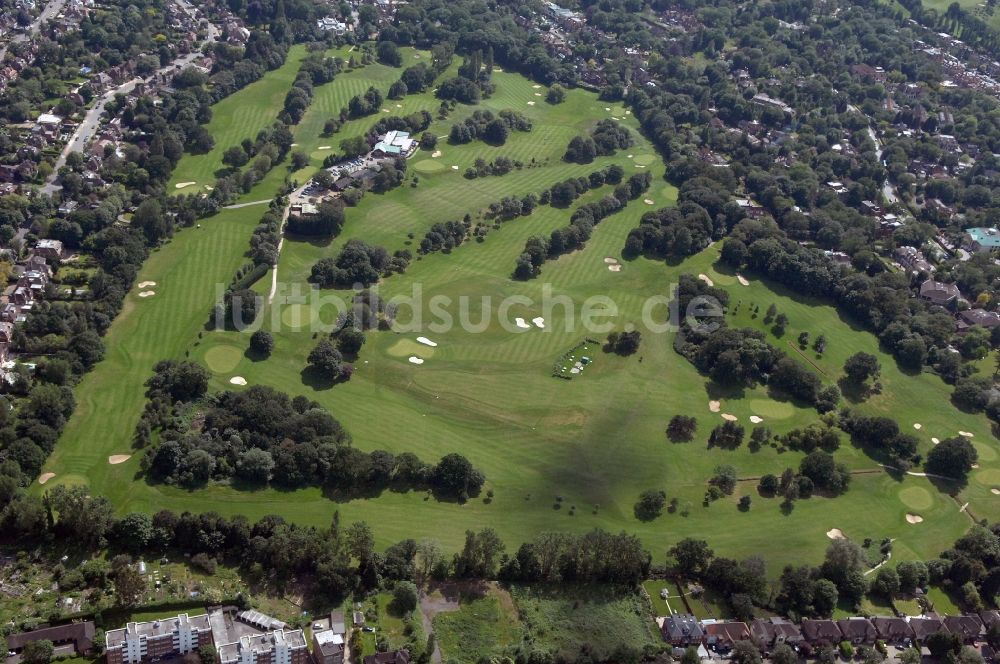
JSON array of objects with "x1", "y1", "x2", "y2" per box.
[
  {"x1": 463, "y1": 156, "x2": 521, "y2": 179},
  {"x1": 448, "y1": 109, "x2": 532, "y2": 146},
  {"x1": 564, "y1": 120, "x2": 633, "y2": 164},
  {"x1": 311, "y1": 239, "x2": 411, "y2": 288}
]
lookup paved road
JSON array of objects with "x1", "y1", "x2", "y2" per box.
[
  {"x1": 0, "y1": 0, "x2": 69, "y2": 63},
  {"x1": 40, "y1": 0, "x2": 220, "y2": 194}
]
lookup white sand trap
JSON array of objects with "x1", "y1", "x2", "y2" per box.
[
  {"x1": 291, "y1": 143, "x2": 298, "y2": 147},
  {"x1": 721, "y1": 413, "x2": 737, "y2": 421},
  {"x1": 906, "y1": 513, "x2": 924, "y2": 524},
  {"x1": 493, "y1": 67, "x2": 503, "y2": 72},
  {"x1": 826, "y1": 528, "x2": 845, "y2": 540},
  {"x1": 431, "y1": 150, "x2": 442, "y2": 158},
  {"x1": 627, "y1": 154, "x2": 634, "y2": 158},
  {"x1": 395, "y1": 104, "x2": 402, "y2": 108},
  {"x1": 636, "y1": 164, "x2": 646, "y2": 168},
  {"x1": 382, "y1": 108, "x2": 391, "y2": 113},
  {"x1": 317, "y1": 146, "x2": 331, "y2": 150},
  {"x1": 229, "y1": 376, "x2": 247, "y2": 386},
  {"x1": 416, "y1": 336, "x2": 438, "y2": 347},
  {"x1": 932, "y1": 437, "x2": 940, "y2": 445},
  {"x1": 913, "y1": 423, "x2": 922, "y2": 430},
  {"x1": 532, "y1": 84, "x2": 542, "y2": 89},
  {"x1": 992, "y1": 488, "x2": 1000, "y2": 495},
  {"x1": 612, "y1": 116, "x2": 622, "y2": 120},
  {"x1": 38, "y1": 472, "x2": 55, "y2": 485},
  {"x1": 698, "y1": 274, "x2": 714, "y2": 287},
  {"x1": 451, "y1": 165, "x2": 459, "y2": 170},
  {"x1": 605, "y1": 107, "x2": 611, "y2": 111},
  {"x1": 138, "y1": 290, "x2": 155, "y2": 298},
  {"x1": 737, "y1": 275, "x2": 750, "y2": 286},
  {"x1": 137, "y1": 281, "x2": 156, "y2": 288},
  {"x1": 608, "y1": 264, "x2": 622, "y2": 272},
  {"x1": 408, "y1": 356, "x2": 424, "y2": 365},
  {"x1": 749, "y1": 416, "x2": 763, "y2": 424},
  {"x1": 174, "y1": 182, "x2": 196, "y2": 189},
  {"x1": 959, "y1": 431, "x2": 974, "y2": 437},
  {"x1": 527, "y1": 101, "x2": 535, "y2": 106},
  {"x1": 643, "y1": 198, "x2": 655, "y2": 205},
  {"x1": 532, "y1": 317, "x2": 545, "y2": 329},
  {"x1": 534, "y1": 92, "x2": 542, "y2": 96},
  {"x1": 625, "y1": 110, "x2": 631, "y2": 115},
  {"x1": 604, "y1": 257, "x2": 619, "y2": 264},
  {"x1": 205, "y1": 185, "x2": 214, "y2": 191},
  {"x1": 570, "y1": 367, "x2": 580, "y2": 374},
  {"x1": 972, "y1": 463, "x2": 980, "y2": 469},
  {"x1": 108, "y1": 454, "x2": 131, "y2": 465},
  {"x1": 514, "y1": 317, "x2": 531, "y2": 329},
  {"x1": 709, "y1": 400, "x2": 721, "y2": 413}
]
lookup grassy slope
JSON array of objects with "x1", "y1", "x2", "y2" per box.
[{"x1": 41, "y1": 45, "x2": 996, "y2": 574}]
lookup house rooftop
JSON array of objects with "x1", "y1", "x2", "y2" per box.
[{"x1": 967, "y1": 227, "x2": 1000, "y2": 248}]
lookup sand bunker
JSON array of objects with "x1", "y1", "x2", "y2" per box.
[
  {"x1": 514, "y1": 317, "x2": 531, "y2": 329},
  {"x1": 532, "y1": 84, "x2": 542, "y2": 89},
  {"x1": 749, "y1": 416, "x2": 763, "y2": 424},
  {"x1": 137, "y1": 281, "x2": 156, "y2": 288},
  {"x1": 204, "y1": 185, "x2": 214, "y2": 191},
  {"x1": 913, "y1": 423, "x2": 922, "y2": 430},
  {"x1": 972, "y1": 463, "x2": 980, "y2": 469},
  {"x1": 721, "y1": 413, "x2": 738, "y2": 421},
  {"x1": 709, "y1": 400, "x2": 721, "y2": 413},
  {"x1": 826, "y1": 528, "x2": 845, "y2": 540},
  {"x1": 527, "y1": 101, "x2": 535, "y2": 106},
  {"x1": 605, "y1": 107, "x2": 611, "y2": 111},
  {"x1": 737, "y1": 275, "x2": 750, "y2": 286},
  {"x1": 608, "y1": 264, "x2": 622, "y2": 272},
  {"x1": 532, "y1": 316, "x2": 545, "y2": 329},
  {"x1": 604, "y1": 257, "x2": 619, "y2": 264},
  {"x1": 959, "y1": 431, "x2": 974, "y2": 437},
  {"x1": 408, "y1": 356, "x2": 424, "y2": 365},
  {"x1": 906, "y1": 513, "x2": 924, "y2": 524},
  {"x1": 431, "y1": 150, "x2": 442, "y2": 158},
  {"x1": 38, "y1": 472, "x2": 55, "y2": 485},
  {"x1": 395, "y1": 104, "x2": 402, "y2": 108},
  {"x1": 932, "y1": 437, "x2": 940, "y2": 445},
  {"x1": 174, "y1": 182, "x2": 196, "y2": 189},
  {"x1": 229, "y1": 376, "x2": 247, "y2": 386},
  {"x1": 627, "y1": 154, "x2": 634, "y2": 158},
  {"x1": 108, "y1": 454, "x2": 131, "y2": 465},
  {"x1": 417, "y1": 336, "x2": 438, "y2": 347},
  {"x1": 992, "y1": 488, "x2": 1000, "y2": 495},
  {"x1": 534, "y1": 92, "x2": 542, "y2": 96},
  {"x1": 643, "y1": 198, "x2": 655, "y2": 205},
  {"x1": 451, "y1": 165, "x2": 459, "y2": 170},
  {"x1": 138, "y1": 290, "x2": 155, "y2": 298},
  {"x1": 698, "y1": 274, "x2": 714, "y2": 287},
  {"x1": 317, "y1": 146, "x2": 331, "y2": 150},
  {"x1": 382, "y1": 108, "x2": 391, "y2": 113}
]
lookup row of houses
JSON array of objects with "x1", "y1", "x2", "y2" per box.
[{"x1": 663, "y1": 611, "x2": 1000, "y2": 653}]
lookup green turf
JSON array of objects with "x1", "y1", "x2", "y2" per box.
[
  {"x1": 434, "y1": 586, "x2": 522, "y2": 664},
  {"x1": 40, "y1": 45, "x2": 996, "y2": 575}
]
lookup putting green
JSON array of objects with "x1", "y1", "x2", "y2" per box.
[
  {"x1": 413, "y1": 159, "x2": 446, "y2": 173},
  {"x1": 974, "y1": 441, "x2": 998, "y2": 462},
  {"x1": 975, "y1": 468, "x2": 1000, "y2": 486},
  {"x1": 386, "y1": 338, "x2": 436, "y2": 358},
  {"x1": 898, "y1": 486, "x2": 934, "y2": 511},
  {"x1": 747, "y1": 399, "x2": 795, "y2": 419},
  {"x1": 203, "y1": 344, "x2": 244, "y2": 373},
  {"x1": 633, "y1": 154, "x2": 656, "y2": 166},
  {"x1": 280, "y1": 303, "x2": 319, "y2": 329}
]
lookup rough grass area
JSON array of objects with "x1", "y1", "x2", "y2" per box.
[
  {"x1": 510, "y1": 584, "x2": 660, "y2": 661},
  {"x1": 434, "y1": 586, "x2": 523, "y2": 664}
]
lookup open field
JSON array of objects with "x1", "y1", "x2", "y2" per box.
[
  {"x1": 38, "y1": 43, "x2": 1000, "y2": 575},
  {"x1": 434, "y1": 584, "x2": 523, "y2": 664}
]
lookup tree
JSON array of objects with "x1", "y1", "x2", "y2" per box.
[
  {"x1": 132, "y1": 199, "x2": 170, "y2": 244},
  {"x1": 22, "y1": 641, "x2": 54, "y2": 664},
  {"x1": 377, "y1": 41, "x2": 403, "y2": 67},
  {"x1": 844, "y1": 352, "x2": 880, "y2": 384},
  {"x1": 925, "y1": 437, "x2": 978, "y2": 479},
  {"x1": 337, "y1": 328, "x2": 366, "y2": 355},
  {"x1": 546, "y1": 84, "x2": 565, "y2": 104},
  {"x1": 738, "y1": 495, "x2": 751, "y2": 511},
  {"x1": 290, "y1": 151, "x2": 309, "y2": 170},
  {"x1": 431, "y1": 453, "x2": 484, "y2": 500},
  {"x1": 222, "y1": 146, "x2": 249, "y2": 169},
  {"x1": 758, "y1": 474, "x2": 779, "y2": 495},
  {"x1": 710, "y1": 465, "x2": 738, "y2": 495},
  {"x1": 392, "y1": 580, "x2": 419, "y2": 613},
  {"x1": 896, "y1": 560, "x2": 929, "y2": 592},
  {"x1": 307, "y1": 339, "x2": 344, "y2": 378},
  {"x1": 113, "y1": 512, "x2": 154, "y2": 554},
  {"x1": 236, "y1": 448, "x2": 275, "y2": 483},
  {"x1": 634, "y1": 489, "x2": 667, "y2": 521},
  {"x1": 667, "y1": 415, "x2": 697, "y2": 442},
  {"x1": 770, "y1": 644, "x2": 798, "y2": 664},
  {"x1": 250, "y1": 330, "x2": 274, "y2": 357},
  {"x1": 670, "y1": 538, "x2": 713, "y2": 577},
  {"x1": 111, "y1": 557, "x2": 144, "y2": 607},
  {"x1": 871, "y1": 566, "x2": 900, "y2": 598},
  {"x1": 730, "y1": 640, "x2": 762, "y2": 664}
]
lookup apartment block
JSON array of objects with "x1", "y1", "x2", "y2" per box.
[
  {"x1": 217, "y1": 629, "x2": 310, "y2": 664},
  {"x1": 106, "y1": 613, "x2": 213, "y2": 664}
]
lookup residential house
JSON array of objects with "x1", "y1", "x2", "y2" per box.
[
  {"x1": 106, "y1": 614, "x2": 213, "y2": 664},
  {"x1": 217, "y1": 630, "x2": 310, "y2": 664},
  {"x1": 312, "y1": 630, "x2": 345, "y2": 664},
  {"x1": 956, "y1": 309, "x2": 1000, "y2": 334},
  {"x1": 702, "y1": 621, "x2": 750, "y2": 653},
  {"x1": 964, "y1": 227, "x2": 1000, "y2": 253},
  {"x1": 980, "y1": 611, "x2": 1000, "y2": 632},
  {"x1": 895, "y1": 246, "x2": 935, "y2": 275},
  {"x1": 872, "y1": 617, "x2": 915, "y2": 645},
  {"x1": 801, "y1": 619, "x2": 843, "y2": 645},
  {"x1": 749, "y1": 618, "x2": 803, "y2": 651},
  {"x1": 837, "y1": 618, "x2": 877, "y2": 645},
  {"x1": 34, "y1": 239, "x2": 64, "y2": 260},
  {"x1": 908, "y1": 615, "x2": 945, "y2": 642},
  {"x1": 944, "y1": 615, "x2": 984, "y2": 644},
  {"x1": 661, "y1": 614, "x2": 704, "y2": 647},
  {"x1": 919, "y1": 279, "x2": 961, "y2": 307},
  {"x1": 8, "y1": 621, "x2": 96, "y2": 657},
  {"x1": 363, "y1": 651, "x2": 410, "y2": 664}
]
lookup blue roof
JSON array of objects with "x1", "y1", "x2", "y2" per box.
[{"x1": 966, "y1": 227, "x2": 1000, "y2": 248}]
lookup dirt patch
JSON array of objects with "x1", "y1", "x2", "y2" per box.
[
  {"x1": 721, "y1": 413, "x2": 737, "y2": 421},
  {"x1": 38, "y1": 472, "x2": 55, "y2": 484},
  {"x1": 826, "y1": 528, "x2": 845, "y2": 540},
  {"x1": 698, "y1": 273, "x2": 714, "y2": 287},
  {"x1": 906, "y1": 513, "x2": 924, "y2": 524},
  {"x1": 737, "y1": 274, "x2": 750, "y2": 286},
  {"x1": 108, "y1": 454, "x2": 131, "y2": 465},
  {"x1": 709, "y1": 400, "x2": 721, "y2": 413}
]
